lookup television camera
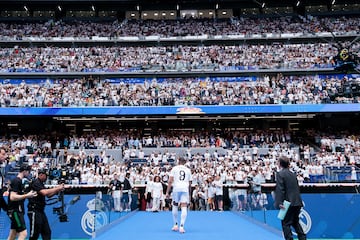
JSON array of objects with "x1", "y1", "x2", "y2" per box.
[
  {"x1": 333, "y1": 47, "x2": 360, "y2": 73},
  {"x1": 51, "y1": 190, "x2": 68, "y2": 222},
  {"x1": 48, "y1": 165, "x2": 81, "y2": 184},
  {"x1": 41, "y1": 167, "x2": 80, "y2": 222},
  {"x1": 48, "y1": 185, "x2": 80, "y2": 222}
]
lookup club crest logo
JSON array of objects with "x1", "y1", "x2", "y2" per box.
[
  {"x1": 81, "y1": 197, "x2": 108, "y2": 236},
  {"x1": 299, "y1": 208, "x2": 312, "y2": 234}
]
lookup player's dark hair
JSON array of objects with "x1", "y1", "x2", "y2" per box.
[{"x1": 178, "y1": 157, "x2": 186, "y2": 165}]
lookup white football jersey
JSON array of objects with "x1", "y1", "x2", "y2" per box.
[{"x1": 170, "y1": 165, "x2": 192, "y2": 192}]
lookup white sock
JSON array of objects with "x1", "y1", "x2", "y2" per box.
[
  {"x1": 180, "y1": 206, "x2": 187, "y2": 227},
  {"x1": 172, "y1": 205, "x2": 178, "y2": 225}
]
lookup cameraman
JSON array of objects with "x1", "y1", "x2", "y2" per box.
[
  {"x1": 7, "y1": 164, "x2": 38, "y2": 240},
  {"x1": 27, "y1": 169, "x2": 65, "y2": 240}
]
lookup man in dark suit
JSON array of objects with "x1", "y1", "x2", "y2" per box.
[
  {"x1": 0, "y1": 148, "x2": 9, "y2": 212},
  {"x1": 274, "y1": 156, "x2": 307, "y2": 240}
]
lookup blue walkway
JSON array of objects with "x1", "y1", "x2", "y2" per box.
[{"x1": 94, "y1": 211, "x2": 283, "y2": 240}]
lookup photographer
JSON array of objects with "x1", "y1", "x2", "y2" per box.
[
  {"x1": 27, "y1": 169, "x2": 65, "y2": 240},
  {"x1": 7, "y1": 164, "x2": 38, "y2": 240}
]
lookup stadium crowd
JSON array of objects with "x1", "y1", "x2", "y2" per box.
[
  {"x1": 0, "y1": 16, "x2": 359, "y2": 39},
  {"x1": 0, "y1": 128, "x2": 292, "y2": 153},
  {"x1": 0, "y1": 74, "x2": 359, "y2": 107},
  {"x1": 0, "y1": 42, "x2": 353, "y2": 73},
  {"x1": 0, "y1": 128, "x2": 359, "y2": 185},
  {"x1": 1, "y1": 129, "x2": 359, "y2": 211},
  {"x1": 0, "y1": 125, "x2": 359, "y2": 212},
  {"x1": 0, "y1": 16, "x2": 359, "y2": 73},
  {"x1": 0, "y1": 13, "x2": 359, "y2": 213}
]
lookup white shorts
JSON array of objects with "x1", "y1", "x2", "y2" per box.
[
  {"x1": 172, "y1": 191, "x2": 190, "y2": 204},
  {"x1": 113, "y1": 190, "x2": 121, "y2": 198}
]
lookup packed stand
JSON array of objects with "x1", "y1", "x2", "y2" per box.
[
  {"x1": 2, "y1": 42, "x2": 358, "y2": 73},
  {"x1": 0, "y1": 16, "x2": 359, "y2": 39},
  {"x1": 0, "y1": 74, "x2": 359, "y2": 107},
  {"x1": 1, "y1": 129, "x2": 359, "y2": 186},
  {"x1": 1, "y1": 128, "x2": 359, "y2": 211}
]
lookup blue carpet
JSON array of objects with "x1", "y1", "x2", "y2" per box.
[{"x1": 94, "y1": 211, "x2": 283, "y2": 240}]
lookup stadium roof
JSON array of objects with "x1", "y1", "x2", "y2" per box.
[{"x1": 0, "y1": 0, "x2": 358, "y2": 12}]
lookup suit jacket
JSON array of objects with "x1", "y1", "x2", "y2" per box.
[{"x1": 274, "y1": 168, "x2": 303, "y2": 208}]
